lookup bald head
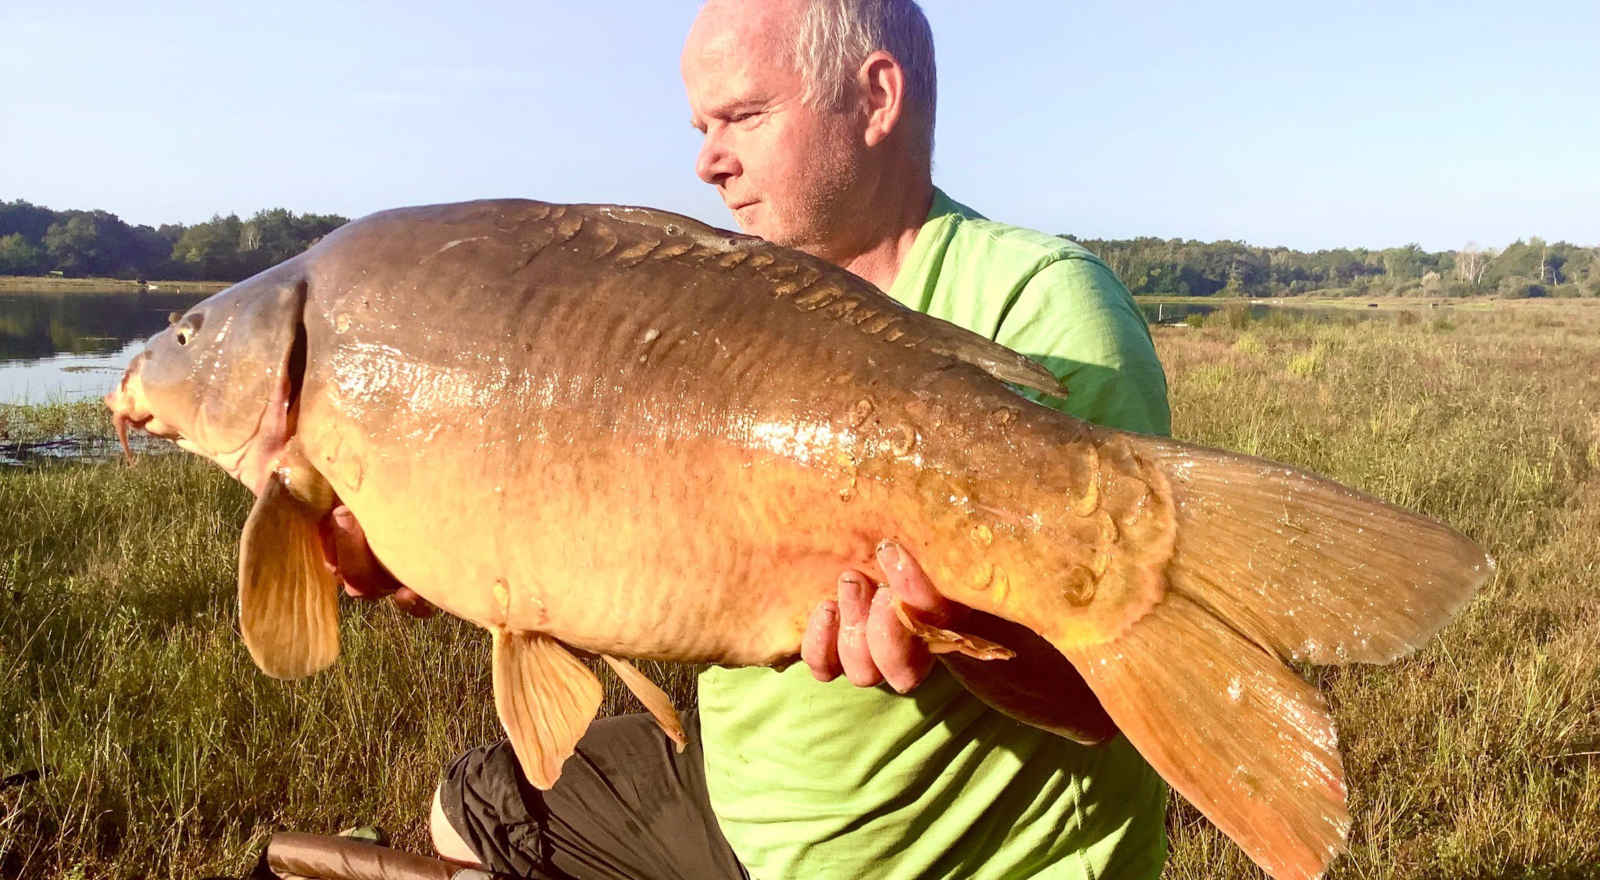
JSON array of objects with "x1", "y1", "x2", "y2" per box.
[
  {"x1": 682, "y1": 0, "x2": 937, "y2": 280},
  {"x1": 687, "y1": 0, "x2": 936, "y2": 164},
  {"x1": 688, "y1": 0, "x2": 806, "y2": 52}
]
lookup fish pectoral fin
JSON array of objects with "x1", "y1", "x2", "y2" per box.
[
  {"x1": 491, "y1": 630, "x2": 603, "y2": 789},
  {"x1": 238, "y1": 470, "x2": 341, "y2": 680},
  {"x1": 1060, "y1": 593, "x2": 1350, "y2": 880},
  {"x1": 602, "y1": 655, "x2": 689, "y2": 753},
  {"x1": 892, "y1": 599, "x2": 1014, "y2": 661}
]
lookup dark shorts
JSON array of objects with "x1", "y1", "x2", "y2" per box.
[{"x1": 438, "y1": 712, "x2": 749, "y2": 880}]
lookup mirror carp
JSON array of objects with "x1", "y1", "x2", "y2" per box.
[{"x1": 105, "y1": 200, "x2": 1490, "y2": 880}]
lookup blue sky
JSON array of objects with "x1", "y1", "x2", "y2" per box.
[{"x1": 2, "y1": 0, "x2": 1595, "y2": 251}]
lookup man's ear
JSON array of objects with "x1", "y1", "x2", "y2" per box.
[{"x1": 858, "y1": 49, "x2": 906, "y2": 148}]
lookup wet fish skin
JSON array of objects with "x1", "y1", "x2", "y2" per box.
[
  {"x1": 282, "y1": 201, "x2": 1171, "y2": 665},
  {"x1": 106, "y1": 199, "x2": 1490, "y2": 880}
]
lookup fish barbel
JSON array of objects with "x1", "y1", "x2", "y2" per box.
[{"x1": 105, "y1": 200, "x2": 1490, "y2": 880}]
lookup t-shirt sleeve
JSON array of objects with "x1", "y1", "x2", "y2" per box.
[{"x1": 993, "y1": 256, "x2": 1172, "y2": 437}]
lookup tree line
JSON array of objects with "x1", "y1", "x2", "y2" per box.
[
  {"x1": 5, "y1": 197, "x2": 1595, "y2": 297},
  {"x1": 1064, "y1": 235, "x2": 1600, "y2": 298},
  {"x1": 0, "y1": 199, "x2": 348, "y2": 282}
]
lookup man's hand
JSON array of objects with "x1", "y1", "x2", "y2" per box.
[
  {"x1": 802, "y1": 540, "x2": 958, "y2": 693},
  {"x1": 803, "y1": 539, "x2": 1120, "y2": 744},
  {"x1": 318, "y1": 505, "x2": 436, "y2": 618}
]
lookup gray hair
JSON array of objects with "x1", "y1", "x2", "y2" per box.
[{"x1": 790, "y1": 0, "x2": 937, "y2": 161}]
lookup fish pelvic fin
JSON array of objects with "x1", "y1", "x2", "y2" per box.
[
  {"x1": 238, "y1": 467, "x2": 341, "y2": 680},
  {"x1": 892, "y1": 599, "x2": 1013, "y2": 660},
  {"x1": 1130, "y1": 435, "x2": 1492, "y2": 664},
  {"x1": 492, "y1": 630, "x2": 603, "y2": 789},
  {"x1": 1061, "y1": 593, "x2": 1349, "y2": 880},
  {"x1": 602, "y1": 656, "x2": 689, "y2": 752}
]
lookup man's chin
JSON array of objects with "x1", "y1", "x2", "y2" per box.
[{"x1": 730, "y1": 202, "x2": 762, "y2": 233}]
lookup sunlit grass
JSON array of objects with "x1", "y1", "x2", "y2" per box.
[
  {"x1": 2, "y1": 304, "x2": 1596, "y2": 878},
  {"x1": 1155, "y1": 305, "x2": 1600, "y2": 879}
]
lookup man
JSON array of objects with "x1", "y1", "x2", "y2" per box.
[{"x1": 335, "y1": 1, "x2": 1172, "y2": 876}]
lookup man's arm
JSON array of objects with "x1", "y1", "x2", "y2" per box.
[{"x1": 320, "y1": 506, "x2": 436, "y2": 618}]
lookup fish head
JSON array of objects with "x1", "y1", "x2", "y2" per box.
[{"x1": 106, "y1": 263, "x2": 309, "y2": 494}]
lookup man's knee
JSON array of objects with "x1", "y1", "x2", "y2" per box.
[{"x1": 430, "y1": 784, "x2": 484, "y2": 867}]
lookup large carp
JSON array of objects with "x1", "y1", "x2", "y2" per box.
[{"x1": 106, "y1": 200, "x2": 1489, "y2": 880}]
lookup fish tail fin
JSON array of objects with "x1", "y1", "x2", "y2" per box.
[
  {"x1": 1130, "y1": 435, "x2": 1492, "y2": 665},
  {"x1": 1037, "y1": 436, "x2": 1491, "y2": 878},
  {"x1": 1058, "y1": 594, "x2": 1348, "y2": 880}
]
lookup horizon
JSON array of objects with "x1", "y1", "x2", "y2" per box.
[
  {"x1": 3, "y1": 0, "x2": 1596, "y2": 254},
  {"x1": 6, "y1": 193, "x2": 1590, "y2": 258}
]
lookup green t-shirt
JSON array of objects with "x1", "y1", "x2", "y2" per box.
[{"x1": 699, "y1": 189, "x2": 1172, "y2": 879}]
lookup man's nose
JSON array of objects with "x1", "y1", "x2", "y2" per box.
[{"x1": 695, "y1": 132, "x2": 738, "y2": 186}]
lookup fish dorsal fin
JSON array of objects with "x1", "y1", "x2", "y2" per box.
[
  {"x1": 584, "y1": 202, "x2": 1066, "y2": 397},
  {"x1": 238, "y1": 470, "x2": 342, "y2": 680},
  {"x1": 919, "y1": 326, "x2": 1066, "y2": 397},
  {"x1": 492, "y1": 630, "x2": 603, "y2": 789},
  {"x1": 602, "y1": 656, "x2": 688, "y2": 752}
]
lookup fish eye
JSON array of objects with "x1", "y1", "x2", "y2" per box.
[{"x1": 174, "y1": 314, "x2": 203, "y2": 346}]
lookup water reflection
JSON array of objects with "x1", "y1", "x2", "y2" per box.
[{"x1": 0, "y1": 290, "x2": 205, "y2": 402}]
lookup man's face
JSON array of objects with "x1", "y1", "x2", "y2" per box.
[{"x1": 681, "y1": 0, "x2": 865, "y2": 254}]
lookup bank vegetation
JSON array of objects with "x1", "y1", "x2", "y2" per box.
[{"x1": 2, "y1": 304, "x2": 1596, "y2": 878}]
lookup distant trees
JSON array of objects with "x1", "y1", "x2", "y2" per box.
[
  {"x1": 2, "y1": 195, "x2": 1592, "y2": 298},
  {"x1": 0, "y1": 233, "x2": 45, "y2": 275},
  {"x1": 0, "y1": 198, "x2": 347, "y2": 282},
  {"x1": 1455, "y1": 243, "x2": 1497, "y2": 287},
  {"x1": 1066, "y1": 233, "x2": 1598, "y2": 298}
]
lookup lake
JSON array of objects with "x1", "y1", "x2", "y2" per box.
[{"x1": 0, "y1": 290, "x2": 207, "y2": 404}]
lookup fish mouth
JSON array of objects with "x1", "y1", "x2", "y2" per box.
[{"x1": 104, "y1": 354, "x2": 171, "y2": 464}]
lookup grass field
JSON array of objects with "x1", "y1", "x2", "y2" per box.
[{"x1": 2, "y1": 303, "x2": 1596, "y2": 878}]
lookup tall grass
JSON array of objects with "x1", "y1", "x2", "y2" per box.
[
  {"x1": 1, "y1": 448, "x2": 688, "y2": 878},
  {"x1": 1156, "y1": 305, "x2": 1600, "y2": 879},
  {"x1": 2, "y1": 304, "x2": 1596, "y2": 878}
]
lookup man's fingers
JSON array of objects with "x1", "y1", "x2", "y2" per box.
[
  {"x1": 802, "y1": 601, "x2": 842, "y2": 681},
  {"x1": 876, "y1": 540, "x2": 957, "y2": 626},
  {"x1": 836, "y1": 573, "x2": 882, "y2": 687},
  {"x1": 867, "y1": 588, "x2": 933, "y2": 693},
  {"x1": 392, "y1": 587, "x2": 438, "y2": 619}
]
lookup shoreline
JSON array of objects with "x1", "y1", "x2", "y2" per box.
[
  {"x1": 0, "y1": 275, "x2": 232, "y2": 295},
  {"x1": 1133, "y1": 293, "x2": 1599, "y2": 311}
]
